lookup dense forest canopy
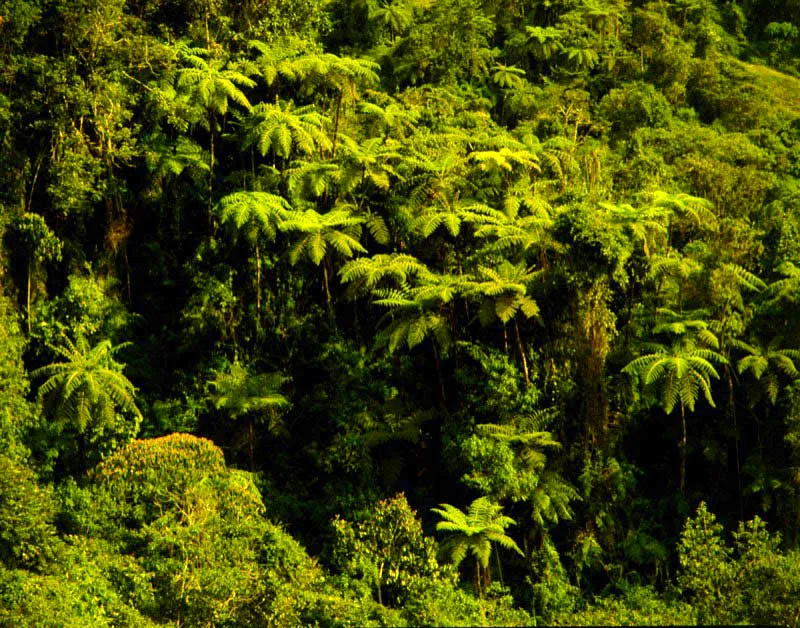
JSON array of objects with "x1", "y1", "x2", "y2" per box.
[{"x1": 1, "y1": 0, "x2": 800, "y2": 624}]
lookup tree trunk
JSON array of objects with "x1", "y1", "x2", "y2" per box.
[
  {"x1": 124, "y1": 244, "x2": 132, "y2": 303},
  {"x1": 376, "y1": 561, "x2": 384, "y2": 606},
  {"x1": 433, "y1": 342, "x2": 446, "y2": 407},
  {"x1": 255, "y1": 241, "x2": 262, "y2": 326},
  {"x1": 679, "y1": 401, "x2": 687, "y2": 494},
  {"x1": 515, "y1": 319, "x2": 531, "y2": 386},
  {"x1": 248, "y1": 415, "x2": 255, "y2": 472},
  {"x1": 726, "y1": 366, "x2": 743, "y2": 520},
  {"x1": 208, "y1": 111, "x2": 215, "y2": 221},
  {"x1": 494, "y1": 544, "x2": 504, "y2": 586},
  {"x1": 331, "y1": 90, "x2": 344, "y2": 158},
  {"x1": 27, "y1": 259, "x2": 32, "y2": 334}
]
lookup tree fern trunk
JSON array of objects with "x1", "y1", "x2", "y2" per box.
[
  {"x1": 515, "y1": 319, "x2": 531, "y2": 386},
  {"x1": 494, "y1": 543, "x2": 504, "y2": 586},
  {"x1": 208, "y1": 111, "x2": 215, "y2": 221},
  {"x1": 680, "y1": 401, "x2": 687, "y2": 494},
  {"x1": 331, "y1": 90, "x2": 343, "y2": 158},
  {"x1": 27, "y1": 259, "x2": 32, "y2": 335},
  {"x1": 255, "y1": 241, "x2": 262, "y2": 326},
  {"x1": 248, "y1": 415, "x2": 255, "y2": 472},
  {"x1": 726, "y1": 365, "x2": 743, "y2": 519},
  {"x1": 433, "y1": 341, "x2": 446, "y2": 407},
  {"x1": 124, "y1": 244, "x2": 132, "y2": 303}
]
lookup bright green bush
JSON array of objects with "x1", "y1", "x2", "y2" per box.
[{"x1": 0, "y1": 455, "x2": 57, "y2": 570}]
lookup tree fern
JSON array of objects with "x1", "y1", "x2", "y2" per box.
[
  {"x1": 208, "y1": 361, "x2": 290, "y2": 468},
  {"x1": 732, "y1": 336, "x2": 800, "y2": 405},
  {"x1": 174, "y1": 45, "x2": 255, "y2": 117},
  {"x1": 623, "y1": 339, "x2": 727, "y2": 492},
  {"x1": 432, "y1": 496, "x2": 523, "y2": 597},
  {"x1": 215, "y1": 191, "x2": 291, "y2": 241},
  {"x1": 240, "y1": 100, "x2": 332, "y2": 159},
  {"x1": 33, "y1": 336, "x2": 141, "y2": 436}
]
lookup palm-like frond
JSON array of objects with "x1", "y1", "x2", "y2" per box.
[
  {"x1": 623, "y1": 340, "x2": 726, "y2": 414},
  {"x1": 648, "y1": 191, "x2": 717, "y2": 231},
  {"x1": 466, "y1": 261, "x2": 542, "y2": 325},
  {"x1": 240, "y1": 101, "x2": 331, "y2": 158},
  {"x1": 339, "y1": 254, "x2": 430, "y2": 294},
  {"x1": 249, "y1": 43, "x2": 379, "y2": 98},
  {"x1": 734, "y1": 336, "x2": 800, "y2": 405},
  {"x1": 765, "y1": 261, "x2": 800, "y2": 305},
  {"x1": 280, "y1": 206, "x2": 367, "y2": 265},
  {"x1": 215, "y1": 191, "x2": 291, "y2": 242},
  {"x1": 174, "y1": 47, "x2": 255, "y2": 116},
  {"x1": 32, "y1": 336, "x2": 141, "y2": 433},
  {"x1": 432, "y1": 497, "x2": 523, "y2": 571},
  {"x1": 469, "y1": 146, "x2": 539, "y2": 175}
]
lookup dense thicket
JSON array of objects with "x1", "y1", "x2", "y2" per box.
[{"x1": 1, "y1": 0, "x2": 800, "y2": 624}]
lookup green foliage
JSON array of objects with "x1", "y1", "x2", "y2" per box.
[
  {"x1": 559, "y1": 584, "x2": 695, "y2": 626},
  {"x1": 599, "y1": 82, "x2": 673, "y2": 141},
  {"x1": 677, "y1": 502, "x2": 735, "y2": 624},
  {"x1": 79, "y1": 434, "x2": 336, "y2": 625},
  {"x1": 32, "y1": 270, "x2": 132, "y2": 348},
  {"x1": 240, "y1": 101, "x2": 331, "y2": 159},
  {"x1": 174, "y1": 45, "x2": 255, "y2": 119},
  {"x1": 432, "y1": 497, "x2": 523, "y2": 597},
  {"x1": 32, "y1": 336, "x2": 141, "y2": 444},
  {"x1": 0, "y1": 455, "x2": 56, "y2": 570},
  {"x1": 215, "y1": 191, "x2": 291, "y2": 242},
  {"x1": 624, "y1": 341, "x2": 725, "y2": 415},
  {"x1": 0, "y1": 287, "x2": 34, "y2": 461},
  {"x1": 0, "y1": 539, "x2": 159, "y2": 627},
  {"x1": 3, "y1": 0, "x2": 800, "y2": 623},
  {"x1": 331, "y1": 493, "x2": 444, "y2": 607},
  {"x1": 678, "y1": 502, "x2": 800, "y2": 626},
  {"x1": 209, "y1": 362, "x2": 290, "y2": 422}
]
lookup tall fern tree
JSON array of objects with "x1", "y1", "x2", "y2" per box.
[
  {"x1": 432, "y1": 496, "x2": 523, "y2": 598},
  {"x1": 249, "y1": 43, "x2": 379, "y2": 155},
  {"x1": 239, "y1": 100, "x2": 332, "y2": 160},
  {"x1": 215, "y1": 192, "x2": 292, "y2": 324},
  {"x1": 465, "y1": 260, "x2": 541, "y2": 385},
  {"x1": 623, "y1": 339, "x2": 727, "y2": 494},
  {"x1": 341, "y1": 259, "x2": 465, "y2": 403},
  {"x1": 173, "y1": 44, "x2": 255, "y2": 205},
  {"x1": 208, "y1": 362, "x2": 290, "y2": 470},
  {"x1": 33, "y1": 336, "x2": 142, "y2": 465},
  {"x1": 733, "y1": 336, "x2": 800, "y2": 407},
  {"x1": 280, "y1": 205, "x2": 368, "y2": 304},
  {"x1": 469, "y1": 412, "x2": 578, "y2": 530}
]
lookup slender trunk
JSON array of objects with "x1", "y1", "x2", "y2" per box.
[
  {"x1": 376, "y1": 561, "x2": 384, "y2": 606},
  {"x1": 27, "y1": 259, "x2": 32, "y2": 334},
  {"x1": 679, "y1": 401, "x2": 687, "y2": 494},
  {"x1": 27, "y1": 155, "x2": 43, "y2": 212},
  {"x1": 77, "y1": 429, "x2": 87, "y2": 471},
  {"x1": 323, "y1": 263, "x2": 331, "y2": 304},
  {"x1": 208, "y1": 111, "x2": 215, "y2": 221},
  {"x1": 515, "y1": 319, "x2": 531, "y2": 386},
  {"x1": 494, "y1": 544, "x2": 504, "y2": 586},
  {"x1": 255, "y1": 241, "x2": 262, "y2": 326},
  {"x1": 726, "y1": 366, "x2": 743, "y2": 520},
  {"x1": 625, "y1": 279, "x2": 634, "y2": 347},
  {"x1": 331, "y1": 90, "x2": 344, "y2": 158},
  {"x1": 248, "y1": 416, "x2": 255, "y2": 472},
  {"x1": 433, "y1": 342, "x2": 446, "y2": 407},
  {"x1": 124, "y1": 244, "x2": 132, "y2": 303},
  {"x1": 475, "y1": 562, "x2": 482, "y2": 599}
]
